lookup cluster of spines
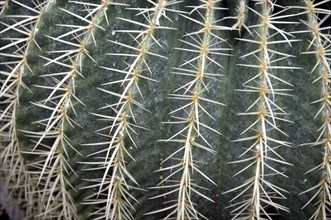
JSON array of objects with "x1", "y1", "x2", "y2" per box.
[
  {"x1": 147, "y1": 0, "x2": 230, "y2": 219},
  {"x1": 0, "y1": 0, "x2": 55, "y2": 217},
  {"x1": 292, "y1": 0, "x2": 331, "y2": 219},
  {"x1": 83, "y1": 1, "x2": 180, "y2": 219},
  {"x1": 225, "y1": 0, "x2": 298, "y2": 219},
  {"x1": 229, "y1": 0, "x2": 250, "y2": 35},
  {"x1": 17, "y1": 1, "x2": 116, "y2": 219}
]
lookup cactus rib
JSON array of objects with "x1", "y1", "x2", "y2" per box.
[
  {"x1": 0, "y1": 0, "x2": 55, "y2": 218},
  {"x1": 225, "y1": 1, "x2": 298, "y2": 219},
  {"x1": 83, "y1": 1, "x2": 181, "y2": 219},
  {"x1": 294, "y1": 1, "x2": 331, "y2": 219}
]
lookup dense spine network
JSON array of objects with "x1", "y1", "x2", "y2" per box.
[
  {"x1": 1, "y1": 0, "x2": 330, "y2": 219},
  {"x1": 226, "y1": 0, "x2": 297, "y2": 219},
  {"x1": 293, "y1": 1, "x2": 331, "y2": 219},
  {"x1": 18, "y1": 0, "x2": 115, "y2": 219},
  {"x1": 148, "y1": 0, "x2": 229, "y2": 219},
  {"x1": 0, "y1": 0, "x2": 55, "y2": 217},
  {"x1": 84, "y1": 1, "x2": 180, "y2": 219}
]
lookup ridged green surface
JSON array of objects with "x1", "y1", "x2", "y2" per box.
[{"x1": 1, "y1": 0, "x2": 331, "y2": 219}]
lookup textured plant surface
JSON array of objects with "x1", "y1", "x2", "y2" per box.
[{"x1": 1, "y1": 0, "x2": 331, "y2": 219}]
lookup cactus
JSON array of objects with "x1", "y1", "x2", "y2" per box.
[{"x1": 1, "y1": 0, "x2": 331, "y2": 219}]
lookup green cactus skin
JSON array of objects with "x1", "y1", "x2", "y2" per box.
[{"x1": 1, "y1": 0, "x2": 331, "y2": 219}]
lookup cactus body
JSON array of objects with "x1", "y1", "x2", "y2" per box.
[{"x1": 1, "y1": 0, "x2": 331, "y2": 219}]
